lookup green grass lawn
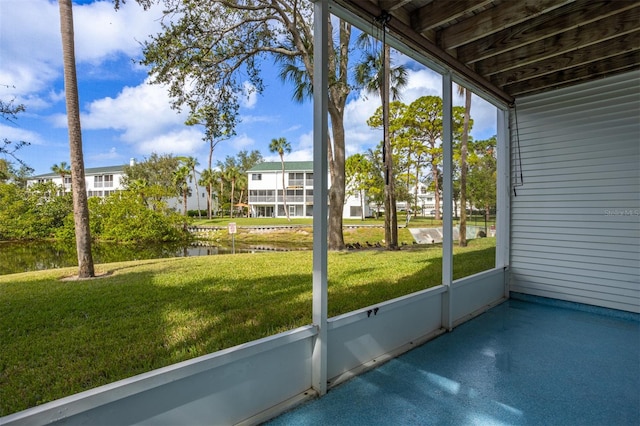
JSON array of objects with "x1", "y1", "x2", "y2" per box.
[{"x1": 0, "y1": 238, "x2": 495, "y2": 416}]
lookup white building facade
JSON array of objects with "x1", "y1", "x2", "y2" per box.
[
  {"x1": 27, "y1": 163, "x2": 207, "y2": 213},
  {"x1": 247, "y1": 161, "x2": 372, "y2": 219},
  {"x1": 29, "y1": 165, "x2": 126, "y2": 198}
]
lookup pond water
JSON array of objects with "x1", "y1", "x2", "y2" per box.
[{"x1": 0, "y1": 240, "x2": 312, "y2": 275}]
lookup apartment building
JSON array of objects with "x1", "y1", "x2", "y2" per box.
[
  {"x1": 27, "y1": 163, "x2": 206, "y2": 212},
  {"x1": 247, "y1": 161, "x2": 371, "y2": 219}
]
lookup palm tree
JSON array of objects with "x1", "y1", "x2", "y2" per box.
[
  {"x1": 58, "y1": 0, "x2": 94, "y2": 278},
  {"x1": 458, "y1": 85, "x2": 472, "y2": 247},
  {"x1": 213, "y1": 169, "x2": 225, "y2": 217},
  {"x1": 198, "y1": 168, "x2": 216, "y2": 219},
  {"x1": 51, "y1": 161, "x2": 71, "y2": 194},
  {"x1": 173, "y1": 165, "x2": 191, "y2": 216},
  {"x1": 354, "y1": 33, "x2": 408, "y2": 103},
  {"x1": 225, "y1": 165, "x2": 240, "y2": 219},
  {"x1": 235, "y1": 173, "x2": 249, "y2": 217},
  {"x1": 182, "y1": 156, "x2": 201, "y2": 218},
  {"x1": 354, "y1": 33, "x2": 408, "y2": 249},
  {"x1": 269, "y1": 137, "x2": 292, "y2": 221}
]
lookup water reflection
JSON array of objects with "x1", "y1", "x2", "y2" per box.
[{"x1": 0, "y1": 240, "x2": 311, "y2": 275}]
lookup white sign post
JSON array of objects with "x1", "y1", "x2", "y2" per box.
[{"x1": 228, "y1": 222, "x2": 237, "y2": 254}]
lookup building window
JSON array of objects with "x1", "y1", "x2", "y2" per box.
[
  {"x1": 104, "y1": 175, "x2": 114, "y2": 188},
  {"x1": 94, "y1": 175, "x2": 103, "y2": 188},
  {"x1": 286, "y1": 189, "x2": 304, "y2": 202},
  {"x1": 288, "y1": 172, "x2": 304, "y2": 187},
  {"x1": 252, "y1": 173, "x2": 262, "y2": 181}
]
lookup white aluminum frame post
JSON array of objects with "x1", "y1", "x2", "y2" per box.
[
  {"x1": 441, "y1": 72, "x2": 454, "y2": 331},
  {"x1": 312, "y1": 0, "x2": 329, "y2": 397},
  {"x1": 496, "y1": 107, "x2": 511, "y2": 298}
]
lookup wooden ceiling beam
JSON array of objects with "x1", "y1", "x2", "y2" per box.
[
  {"x1": 506, "y1": 52, "x2": 640, "y2": 97},
  {"x1": 439, "y1": 0, "x2": 575, "y2": 50},
  {"x1": 379, "y1": 0, "x2": 412, "y2": 11},
  {"x1": 457, "y1": 0, "x2": 637, "y2": 65},
  {"x1": 410, "y1": 0, "x2": 493, "y2": 34},
  {"x1": 337, "y1": 0, "x2": 640, "y2": 99},
  {"x1": 490, "y1": 31, "x2": 640, "y2": 87},
  {"x1": 333, "y1": 0, "x2": 514, "y2": 104},
  {"x1": 475, "y1": 8, "x2": 640, "y2": 77}
]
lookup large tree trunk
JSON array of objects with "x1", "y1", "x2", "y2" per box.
[
  {"x1": 183, "y1": 189, "x2": 187, "y2": 216},
  {"x1": 324, "y1": 17, "x2": 350, "y2": 251},
  {"x1": 327, "y1": 108, "x2": 346, "y2": 251},
  {"x1": 59, "y1": 0, "x2": 94, "y2": 278},
  {"x1": 459, "y1": 88, "x2": 471, "y2": 247}
]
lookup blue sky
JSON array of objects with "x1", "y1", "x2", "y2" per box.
[{"x1": 1, "y1": 0, "x2": 497, "y2": 176}]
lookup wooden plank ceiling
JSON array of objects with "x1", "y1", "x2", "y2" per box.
[{"x1": 335, "y1": 0, "x2": 640, "y2": 104}]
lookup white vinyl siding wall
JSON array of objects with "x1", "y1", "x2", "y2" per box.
[{"x1": 510, "y1": 71, "x2": 640, "y2": 313}]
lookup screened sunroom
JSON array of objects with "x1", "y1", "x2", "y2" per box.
[{"x1": 3, "y1": 1, "x2": 638, "y2": 425}]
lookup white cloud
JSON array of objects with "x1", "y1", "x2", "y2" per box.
[
  {"x1": 241, "y1": 81, "x2": 258, "y2": 109},
  {"x1": 89, "y1": 147, "x2": 120, "y2": 162},
  {"x1": 73, "y1": 2, "x2": 162, "y2": 63},
  {"x1": 297, "y1": 130, "x2": 313, "y2": 151},
  {"x1": 467, "y1": 95, "x2": 498, "y2": 140},
  {"x1": 241, "y1": 115, "x2": 276, "y2": 124},
  {"x1": 402, "y1": 68, "x2": 442, "y2": 101},
  {"x1": 47, "y1": 78, "x2": 207, "y2": 157},
  {"x1": 343, "y1": 66, "x2": 441, "y2": 157},
  {"x1": 80, "y1": 79, "x2": 188, "y2": 139},
  {"x1": 286, "y1": 150, "x2": 312, "y2": 161},
  {"x1": 0, "y1": 0, "x2": 163, "y2": 103},
  {"x1": 0, "y1": 124, "x2": 44, "y2": 146},
  {"x1": 343, "y1": 93, "x2": 381, "y2": 156},
  {"x1": 228, "y1": 133, "x2": 255, "y2": 151},
  {"x1": 343, "y1": 62, "x2": 497, "y2": 155},
  {"x1": 137, "y1": 128, "x2": 204, "y2": 155},
  {"x1": 284, "y1": 124, "x2": 302, "y2": 133}
]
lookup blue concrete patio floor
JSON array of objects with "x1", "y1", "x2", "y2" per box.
[{"x1": 267, "y1": 298, "x2": 640, "y2": 425}]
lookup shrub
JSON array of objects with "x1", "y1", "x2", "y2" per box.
[{"x1": 56, "y1": 191, "x2": 192, "y2": 243}]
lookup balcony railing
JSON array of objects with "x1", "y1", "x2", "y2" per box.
[
  {"x1": 286, "y1": 196, "x2": 304, "y2": 203},
  {"x1": 249, "y1": 196, "x2": 276, "y2": 203}
]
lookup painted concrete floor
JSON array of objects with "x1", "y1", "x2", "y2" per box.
[{"x1": 267, "y1": 298, "x2": 640, "y2": 425}]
